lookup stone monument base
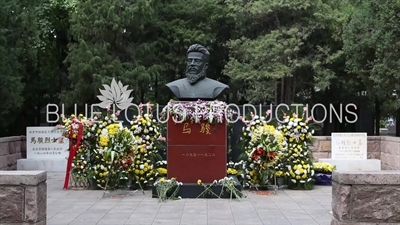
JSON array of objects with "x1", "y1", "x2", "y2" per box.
[
  {"x1": 332, "y1": 171, "x2": 400, "y2": 224},
  {"x1": 152, "y1": 176, "x2": 242, "y2": 199},
  {"x1": 319, "y1": 158, "x2": 381, "y2": 171},
  {"x1": 17, "y1": 158, "x2": 67, "y2": 172},
  {"x1": 0, "y1": 171, "x2": 47, "y2": 224}
]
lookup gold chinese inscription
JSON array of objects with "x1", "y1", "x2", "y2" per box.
[
  {"x1": 182, "y1": 122, "x2": 212, "y2": 135},
  {"x1": 182, "y1": 122, "x2": 192, "y2": 134},
  {"x1": 200, "y1": 122, "x2": 211, "y2": 135},
  {"x1": 182, "y1": 153, "x2": 216, "y2": 157}
]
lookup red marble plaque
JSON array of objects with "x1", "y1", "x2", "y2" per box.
[
  {"x1": 167, "y1": 146, "x2": 226, "y2": 183},
  {"x1": 167, "y1": 118, "x2": 227, "y2": 183}
]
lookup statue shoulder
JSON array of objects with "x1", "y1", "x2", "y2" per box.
[
  {"x1": 203, "y1": 78, "x2": 229, "y2": 98},
  {"x1": 166, "y1": 78, "x2": 187, "y2": 87},
  {"x1": 206, "y1": 78, "x2": 229, "y2": 89},
  {"x1": 166, "y1": 77, "x2": 228, "y2": 100},
  {"x1": 166, "y1": 79, "x2": 187, "y2": 98}
]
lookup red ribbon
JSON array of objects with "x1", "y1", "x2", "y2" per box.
[{"x1": 63, "y1": 120, "x2": 84, "y2": 189}]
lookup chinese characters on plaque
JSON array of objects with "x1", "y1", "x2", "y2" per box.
[
  {"x1": 182, "y1": 153, "x2": 216, "y2": 157},
  {"x1": 331, "y1": 133, "x2": 367, "y2": 160},
  {"x1": 182, "y1": 122, "x2": 212, "y2": 135},
  {"x1": 26, "y1": 127, "x2": 69, "y2": 159}
]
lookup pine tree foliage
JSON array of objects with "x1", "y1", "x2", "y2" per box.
[{"x1": 2, "y1": 0, "x2": 400, "y2": 135}]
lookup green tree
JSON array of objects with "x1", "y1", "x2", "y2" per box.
[
  {"x1": 63, "y1": 0, "x2": 229, "y2": 106},
  {"x1": 343, "y1": 0, "x2": 400, "y2": 133},
  {"x1": 0, "y1": 0, "x2": 37, "y2": 135},
  {"x1": 224, "y1": 0, "x2": 345, "y2": 104}
]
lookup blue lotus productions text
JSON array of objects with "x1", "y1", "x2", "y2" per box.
[{"x1": 46, "y1": 103, "x2": 358, "y2": 124}]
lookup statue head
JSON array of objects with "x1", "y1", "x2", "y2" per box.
[{"x1": 185, "y1": 44, "x2": 209, "y2": 84}]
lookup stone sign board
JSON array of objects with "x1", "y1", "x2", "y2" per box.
[
  {"x1": 26, "y1": 127, "x2": 69, "y2": 159},
  {"x1": 331, "y1": 132, "x2": 367, "y2": 160}
]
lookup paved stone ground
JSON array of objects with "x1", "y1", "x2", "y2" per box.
[{"x1": 47, "y1": 173, "x2": 333, "y2": 225}]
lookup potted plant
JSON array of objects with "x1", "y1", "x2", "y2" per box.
[{"x1": 312, "y1": 162, "x2": 336, "y2": 185}]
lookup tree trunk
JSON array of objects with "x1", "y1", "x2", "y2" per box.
[
  {"x1": 285, "y1": 76, "x2": 292, "y2": 104},
  {"x1": 374, "y1": 96, "x2": 380, "y2": 136},
  {"x1": 292, "y1": 77, "x2": 296, "y2": 103},
  {"x1": 36, "y1": 98, "x2": 41, "y2": 126},
  {"x1": 396, "y1": 108, "x2": 400, "y2": 137},
  {"x1": 140, "y1": 89, "x2": 145, "y2": 103},
  {"x1": 280, "y1": 77, "x2": 284, "y2": 104},
  {"x1": 274, "y1": 80, "x2": 278, "y2": 104},
  {"x1": 155, "y1": 74, "x2": 158, "y2": 101},
  {"x1": 231, "y1": 85, "x2": 238, "y2": 104}
]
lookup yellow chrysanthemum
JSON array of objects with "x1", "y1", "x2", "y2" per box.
[
  {"x1": 99, "y1": 135, "x2": 109, "y2": 147},
  {"x1": 156, "y1": 168, "x2": 167, "y2": 175}
]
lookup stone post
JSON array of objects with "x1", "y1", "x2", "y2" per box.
[
  {"x1": 331, "y1": 170, "x2": 400, "y2": 225},
  {"x1": 0, "y1": 171, "x2": 47, "y2": 225}
]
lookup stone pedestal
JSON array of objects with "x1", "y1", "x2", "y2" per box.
[
  {"x1": 152, "y1": 117, "x2": 239, "y2": 198},
  {"x1": 17, "y1": 158, "x2": 67, "y2": 172},
  {"x1": 0, "y1": 171, "x2": 47, "y2": 225},
  {"x1": 319, "y1": 158, "x2": 381, "y2": 171},
  {"x1": 167, "y1": 119, "x2": 227, "y2": 183},
  {"x1": 331, "y1": 170, "x2": 400, "y2": 225}
]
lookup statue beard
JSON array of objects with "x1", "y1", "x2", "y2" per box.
[{"x1": 186, "y1": 67, "x2": 206, "y2": 85}]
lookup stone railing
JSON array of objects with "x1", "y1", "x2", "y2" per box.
[
  {"x1": 331, "y1": 171, "x2": 400, "y2": 225},
  {"x1": 0, "y1": 171, "x2": 47, "y2": 224},
  {"x1": 0, "y1": 136, "x2": 26, "y2": 170},
  {"x1": 311, "y1": 136, "x2": 400, "y2": 170}
]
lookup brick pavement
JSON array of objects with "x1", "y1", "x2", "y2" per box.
[{"x1": 46, "y1": 173, "x2": 332, "y2": 225}]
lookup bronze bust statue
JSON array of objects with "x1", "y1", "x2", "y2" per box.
[{"x1": 166, "y1": 44, "x2": 229, "y2": 100}]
